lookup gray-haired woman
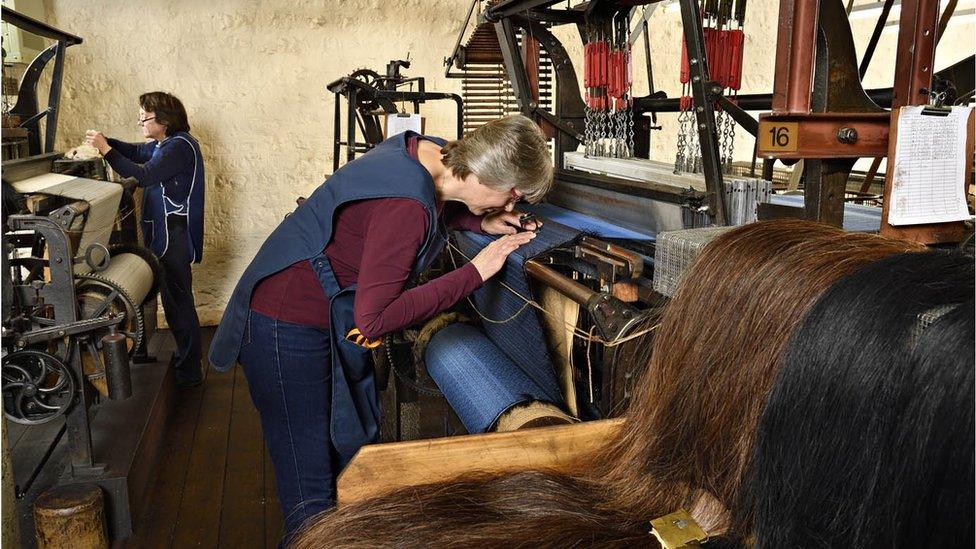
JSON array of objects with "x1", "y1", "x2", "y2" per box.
[{"x1": 208, "y1": 114, "x2": 553, "y2": 543}]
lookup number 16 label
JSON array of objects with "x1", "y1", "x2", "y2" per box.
[{"x1": 759, "y1": 121, "x2": 799, "y2": 154}]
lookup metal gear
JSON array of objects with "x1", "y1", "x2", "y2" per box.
[
  {"x1": 2, "y1": 350, "x2": 75, "y2": 425},
  {"x1": 74, "y1": 273, "x2": 145, "y2": 394}
]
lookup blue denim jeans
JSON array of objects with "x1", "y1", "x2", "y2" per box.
[{"x1": 238, "y1": 310, "x2": 345, "y2": 544}]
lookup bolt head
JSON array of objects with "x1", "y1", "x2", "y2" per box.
[{"x1": 836, "y1": 127, "x2": 859, "y2": 144}]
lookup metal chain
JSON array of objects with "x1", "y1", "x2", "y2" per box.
[
  {"x1": 674, "y1": 108, "x2": 687, "y2": 173},
  {"x1": 674, "y1": 83, "x2": 688, "y2": 172},
  {"x1": 627, "y1": 104, "x2": 635, "y2": 158},
  {"x1": 726, "y1": 108, "x2": 737, "y2": 173}
]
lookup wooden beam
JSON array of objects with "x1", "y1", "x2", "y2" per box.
[{"x1": 337, "y1": 418, "x2": 624, "y2": 505}]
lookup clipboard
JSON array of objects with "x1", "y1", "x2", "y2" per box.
[
  {"x1": 880, "y1": 107, "x2": 975, "y2": 244},
  {"x1": 384, "y1": 113, "x2": 425, "y2": 138}
]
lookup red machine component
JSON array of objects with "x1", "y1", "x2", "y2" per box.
[
  {"x1": 728, "y1": 28, "x2": 744, "y2": 90},
  {"x1": 680, "y1": 95, "x2": 693, "y2": 111},
  {"x1": 704, "y1": 26, "x2": 716, "y2": 80},
  {"x1": 716, "y1": 29, "x2": 730, "y2": 88},
  {"x1": 680, "y1": 35, "x2": 690, "y2": 84}
]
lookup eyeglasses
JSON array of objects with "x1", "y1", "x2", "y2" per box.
[
  {"x1": 137, "y1": 116, "x2": 156, "y2": 126},
  {"x1": 507, "y1": 187, "x2": 523, "y2": 205}
]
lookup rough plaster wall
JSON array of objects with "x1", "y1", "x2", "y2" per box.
[
  {"x1": 43, "y1": 0, "x2": 974, "y2": 326},
  {"x1": 44, "y1": 0, "x2": 472, "y2": 326}
]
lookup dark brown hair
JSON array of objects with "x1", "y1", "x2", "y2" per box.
[
  {"x1": 599, "y1": 222, "x2": 924, "y2": 535},
  {"x1": 291, "y1": 220, "x2": 921, "y2": 547},
  {"x1": 139, "y1": 91, "x2": 190, "y2": 135}
]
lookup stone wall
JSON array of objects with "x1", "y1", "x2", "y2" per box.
[{"x1": 41, "y1": 0, "x2": 974, "y2": 325}]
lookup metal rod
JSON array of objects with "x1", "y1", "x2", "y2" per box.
[
  {"x1": 524, "y1": 260, "x2": 594, "y2": 306},
  {"x1": 859, "y1": 0, "x2": 895, "y2": 79},
  {"x1": 680, "y1": 0, "x2": 728, "y2": 225},
  {"x1": 786, "y1": 0, "x2": 820, "y2": 113}
]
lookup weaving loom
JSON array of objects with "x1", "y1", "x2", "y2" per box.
[
  {"x1": 448, "y1": 221, "x2": 581, "y2": 407},
  {"x1": 10, "y1": 172, "x2": 123, "y2": 274}
]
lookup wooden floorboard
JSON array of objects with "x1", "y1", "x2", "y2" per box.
[
  {"x1": 126, "y1": 327, "x2": 282, "y2": 548},
  {"x1": 127, "y1": 331, "x2": 208, "y2": 549},
  {"x1": 171, "y1": 351, "x2": 234, "y2": 547},
  {"x1": 217, "y1": 367, "x2": 266, "y2": 548}
]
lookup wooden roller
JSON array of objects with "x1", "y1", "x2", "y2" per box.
[{"x1": 33, "y1": 483, "x2": 108, "y2": 549}]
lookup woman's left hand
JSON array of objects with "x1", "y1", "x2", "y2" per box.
[
  {"x1": 481, "y1": 210, "x2": 543, "y2": 235},
  {"x1": 84, "y1": 130, "x2": 111, "y2": 155}
]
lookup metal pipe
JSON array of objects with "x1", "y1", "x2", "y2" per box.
[
  {"x1": 101, "y1": 328, "x2": 131, "y2": 400},
  {"x1": 785, "y1": 0, "x2": 820, "y2": 113},
  {"x1": 893, "y1": 0, "x2": 940, "y2": 107},
  {"x1": 524, "y1": 260, "x2": 594, "y2": 306}
]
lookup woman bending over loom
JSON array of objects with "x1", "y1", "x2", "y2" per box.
[{"x1": 208, "y1": 115, "x2": 554, "y2": 543}]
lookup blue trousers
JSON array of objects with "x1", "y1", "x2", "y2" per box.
[
  {"x1": 160, "y1": 216, "x2": 202, "y2": 384},
  {"x1": 238, "y1": 310, "x2": 346, "y2": 544}
]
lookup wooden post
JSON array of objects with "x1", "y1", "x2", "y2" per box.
[
  {"x1": 33, "y1": 484, "x2": 108, "y2": 549},
  {"x1": 2, "y1": 417, "x2": 21, "y2": 548}
]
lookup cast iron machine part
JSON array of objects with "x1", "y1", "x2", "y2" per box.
[
  {"x1": 327, "y1": 61, "x2": 464, "y2": 172},
  {"x1": 2, "y1": 211, "x2": 150, "y2": 476}
]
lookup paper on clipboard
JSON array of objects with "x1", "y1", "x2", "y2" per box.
[
  {"x1": 385, "y1": 113, "x2": 423, "y2": 137},
  {"x1": 888, "y1": 105, "x2": 972, "y2": 226}
]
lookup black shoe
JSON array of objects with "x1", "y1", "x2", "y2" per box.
[{"x1": 176, "y1": 375, "x2": 203, "y2": 388}]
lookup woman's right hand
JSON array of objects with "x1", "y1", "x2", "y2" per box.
[{"x1": 469, "y1": 231, "x2": 537, "y2": 281}]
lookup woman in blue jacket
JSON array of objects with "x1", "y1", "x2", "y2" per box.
[{"x1": 86, "y1": 91, "x2": 206, "y2": 387}]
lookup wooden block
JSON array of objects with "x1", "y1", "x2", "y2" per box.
[
  {"x1": 337, "y1": 418, "x2": 624, "y2": 505},
  {"x1": 612, "y1": 282, "x2": 640, "y2": 303},
  {"x1": 33, "y1": 483, "x2": 108, "y2": 549}
]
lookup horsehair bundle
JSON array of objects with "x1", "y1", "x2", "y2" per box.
[
  {"x1": 292, "y1": 220, "x2": 920, "y2": 548},
  {"x1": 598, "y1": 220, "x2": 924, "y2": 534},
  {"x1": 741, "y1": 251, "x2": 975, "y2": 548}
]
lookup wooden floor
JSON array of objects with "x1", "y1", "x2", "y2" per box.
[{"x1": 127, "y1": 327, "x2": 283, "y2": 548}]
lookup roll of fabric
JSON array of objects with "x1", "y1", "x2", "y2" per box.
[
  {"x1": 11, "y1": 174, "x2": 123, "y2": 274},
  {"x1": 453, "y1": 220, "x2": 580, "y2": 405},
  {"x1": 425, "y1": 323, "x2": 558, "y2": 433}
]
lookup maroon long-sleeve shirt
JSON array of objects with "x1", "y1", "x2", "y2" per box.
[{"x1": 250, "y1": 137, "x2": 484, "y2": 337}]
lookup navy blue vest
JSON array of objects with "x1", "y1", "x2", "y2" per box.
[
  {"x1": 141, "y1": 131, "x2": 205, "y2": 262},
  {"x1": 209, "y1": 132, "x2": 446, "y2": 458}
]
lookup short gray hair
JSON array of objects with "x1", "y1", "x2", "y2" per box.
[{"x1": 440, "y1": 114, "x2": 553, "y2": 203}]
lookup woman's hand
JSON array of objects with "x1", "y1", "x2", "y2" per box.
[
  {"x1": 480, "y1": 210, "x2": 543, "y2": 235},
  {"x1": 469, "y1": 231, "x2": 537, "y2": 281},
  {"x1": 84, "y1": 130, "x2": 111, "y2": 155}
]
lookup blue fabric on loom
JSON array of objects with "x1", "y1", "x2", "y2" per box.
[
  {"x1": 453, "y1": 219, "x2": 581, "y2": 405},
  {"x1": 426, "y1": 323, "x2": 552, "y2": 433},
  {"x1": 769, "y1": 194, "x2": 883, "y2": 232},
  {"x1": 522, "y1": 203, "x2": 657, "y2": 241}
]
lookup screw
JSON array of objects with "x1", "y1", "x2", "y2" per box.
[
  {"x1": 696, "y1": 106, "x2": 704, "y2": 113},
  {"x1": 836, "y1": 127, "x2": 858, "y2": 144},
  {"x1": 692, "y1": 76, "x2": 700, "y2": 83},
  {"x1": 690, "y1": 58, "x2": 698, "y2": 65},
  {"x1": 699, "y1": 123, "x2": 707, "y2": 129}
]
